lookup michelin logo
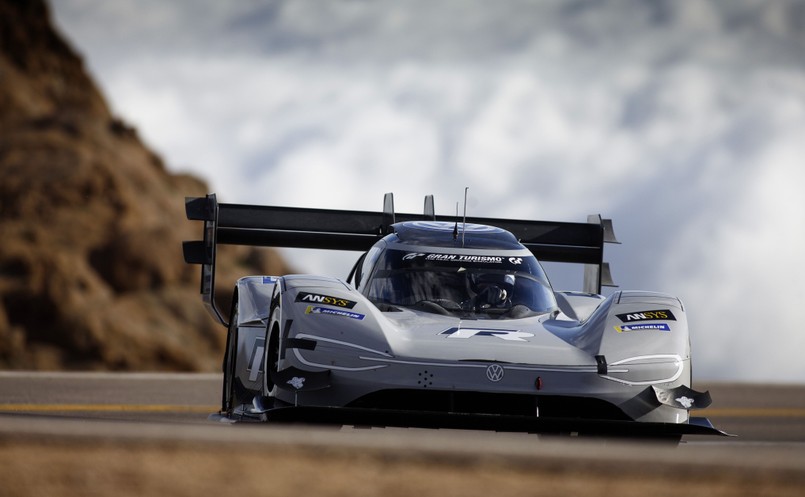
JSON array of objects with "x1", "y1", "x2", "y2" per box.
[
  {"x1": 614, "y1": 323, "x2": 671, "y2": 333},
  {"x1": 306, "y1": 305, "x2": 365, "y2": 320}
]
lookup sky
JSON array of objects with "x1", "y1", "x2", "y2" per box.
[{"x1": 50, "y1": 0, "x2": 805, "y2": 383}]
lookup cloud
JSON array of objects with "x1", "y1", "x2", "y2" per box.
[{"x1": 51, "y1": 0, "x2": 805, "y2": 382}]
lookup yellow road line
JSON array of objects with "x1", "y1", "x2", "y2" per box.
[
  {"x1": 0, "y1": 404, "x2": 216, "y2": 413},
  {"x1": 697, "y1": 407, "x2": 805, "y2": 418},
  {"x1": 702, "y1": 408, "x2": 805, "y2": 418}
]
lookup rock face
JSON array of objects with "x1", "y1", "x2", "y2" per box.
[{"x1": 0, "y1": 0, "x2": 290, "y2": 370}]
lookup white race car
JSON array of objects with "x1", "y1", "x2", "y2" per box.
[{"x1": 184, "y1": 193, "x2": 727, "y2": 441}]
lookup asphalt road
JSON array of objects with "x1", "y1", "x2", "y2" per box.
[
  {"x1": 0, "y1": 372, "x2": 804, "y2": 497},
  {"x1": 1, "y1": 372, "x2": 804, "y2": 442}
]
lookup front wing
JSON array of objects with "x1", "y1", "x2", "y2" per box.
[{"x1": 258, "y1": 405, "x2": 729, "y2": 438}]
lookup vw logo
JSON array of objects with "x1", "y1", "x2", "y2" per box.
[{"x1": 486, "y1": 364, "x2": 505, "y2": 382}]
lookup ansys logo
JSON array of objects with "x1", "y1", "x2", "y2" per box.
[
  {"x1": 616, "y1": 309, "x2": 676, "y2": 322},
  {"x1": 295, "y1": 292, "x2": 357, "y2": 309}
]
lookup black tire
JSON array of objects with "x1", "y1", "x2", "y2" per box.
[{"x1": 265, "y1": 326, "x2": 280, "y2": 395}]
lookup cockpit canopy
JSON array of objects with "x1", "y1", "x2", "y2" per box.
[{"x1": 360, "y1": 245, "x2": 557, "y2": 319}]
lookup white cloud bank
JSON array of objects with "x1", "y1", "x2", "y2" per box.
[{"x1": 52, "y1": 0, "x2": 805, "y2": 382}]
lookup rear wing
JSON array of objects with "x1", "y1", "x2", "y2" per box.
[{"x1": 183, "y1": 193, "x2": 618, "y2": 325}]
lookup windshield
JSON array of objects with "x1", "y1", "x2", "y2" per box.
[{"x1": 364, "y1": 249, "x2": 557, "y2": 318}]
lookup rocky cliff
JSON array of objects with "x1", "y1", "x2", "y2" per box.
[{"x1": 0, "y1": 0, "x2": 290, "y2": 370}]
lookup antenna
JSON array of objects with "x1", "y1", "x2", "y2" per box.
[{"x1": 462, "y1": 187, "x2": 468, "y2": 247}]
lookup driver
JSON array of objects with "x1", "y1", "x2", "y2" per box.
[{"x1": 471, "y1": 273, "x2": 515, "y2": 310}]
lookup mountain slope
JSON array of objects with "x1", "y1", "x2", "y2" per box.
[{"x1": 0, "y1": 0, "x2": 289, "y2": 370}]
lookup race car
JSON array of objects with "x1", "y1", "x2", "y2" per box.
[{"x1": 183, "y1": 193, "x2": 727, "y2": 440}]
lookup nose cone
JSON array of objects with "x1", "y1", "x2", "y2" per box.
[{"x1": 381, "y1": 310, "x2": 591, "y2": 366}]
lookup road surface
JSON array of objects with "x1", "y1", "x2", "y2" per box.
[{"x1": 1, "y1": 372, "x2": 804, "y2": 497}]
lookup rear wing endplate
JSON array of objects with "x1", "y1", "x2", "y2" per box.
[{"x1": 183, "y1": 193, "x2": 618, "y2": 325}]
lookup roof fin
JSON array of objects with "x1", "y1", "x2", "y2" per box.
[
  {"x1": 424, "y1": 194, "x2": 435, "y2": 220},
  {"x1": 382, "y1": 192, "x2": 395, "y2": 234}
]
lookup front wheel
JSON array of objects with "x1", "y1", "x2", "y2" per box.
[{"x1": 264, "y1": 326, "x2": 280, "y2": 397}]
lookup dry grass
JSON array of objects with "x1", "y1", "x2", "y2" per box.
[{"x1": 1, "y1": 438, "x2": 803, "y2": 497}]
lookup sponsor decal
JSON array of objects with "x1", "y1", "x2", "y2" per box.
[
  {"x1": 296, "y1": 291, "x2": 357, "y2": 309},
  {"x1": 402, "y1": 253, "x2": 529, "y2": 265},
  {"x1": 262, "y1": 276, "x2": 278, "y2": 284},
  {"x1": 425, "y1": 254, "x2": 504, "y2": 263},
  {"x1": 616, "y1": 309, "x2": 677, "y2": 322},
  {"x1": 287, "y1": 377, "x2": 306, "y2": 390},
  {"x1": 405, "y1": 253, "x2": 525, "y2": 264},
  {"x1": 403, "y1": 253, "x2": 426, "y2": 260},
  {"x1": 614, "y1": 323, "x2": 671, "y2": 333},
  {"x1": 423, "y1": 254, "x2": 504, "y2": 264},
  {"x1": 486, "y1": 364, "x2": 505, "y2": 382},
  {"x1": 675, "y1": 396, "x2": 694, "y2": 408},
  {"x1": 440, "y1": 327, "x2": 534, "y2": 342},
  {"x1": 305, "y1": 305, "x2": 365, "y2": 320}
]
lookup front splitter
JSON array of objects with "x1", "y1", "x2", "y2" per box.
[{"x1": 261, "y1": 405, "x2": 731, "y2": 438}]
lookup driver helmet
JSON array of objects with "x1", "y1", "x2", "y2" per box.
[{"x1": 472, "y1": 273, "x2": 515, "y2": 306}]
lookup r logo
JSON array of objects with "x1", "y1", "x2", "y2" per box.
[{"x1": 441, "y1": 327, "x2": 533, "y2": 341}]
